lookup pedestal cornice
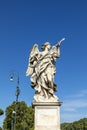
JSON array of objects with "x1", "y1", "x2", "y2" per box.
[{"x1": 32, "y1": 101, "x2": 62, "y2": 108}]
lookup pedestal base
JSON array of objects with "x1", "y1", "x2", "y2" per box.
[{"x1": 32, "y1": 102, "x2": 62, "y2": 130}]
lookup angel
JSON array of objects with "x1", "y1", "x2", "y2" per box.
[{"x1": 26, "y1": 38, "x2": 65, "y2": 102}]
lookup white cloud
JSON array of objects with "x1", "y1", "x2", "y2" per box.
[
  {"x1": 66, "y1": 89, "x2": 87, "y2": 99},
  {"x1": 60, "y1": 112, "x2": 87, "y2": 123},
  {"x1": 62, "y1": 99, "x2": 87, "y2": 112},
  {"x1": 60, "y1": 89, "x2": 87, "y2": 123}
]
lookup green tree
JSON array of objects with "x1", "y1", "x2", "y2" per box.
[
  {"x1": 61, "y1": 118, "x2": 87, "y2": 130},
  {"x1": 3, "y1": 101, "x2": 34, "y2": 130},
  {"x1": 0, "y1": 127, "x2": 2, "y2": 130},
  {"x1": 0, "y1": 109, "x2": 4, "y2": 130},
  {"x1": 0, "y1": 109, "x2": 4, "y2": 116}
]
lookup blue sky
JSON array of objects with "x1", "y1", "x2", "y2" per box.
[{"x1": 0, "y1": 0, "x2": 87, "y2": 126}]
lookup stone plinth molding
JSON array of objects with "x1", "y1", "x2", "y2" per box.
[{"x1": 32, "y1": 102, "x2": 62, "y2": 130}]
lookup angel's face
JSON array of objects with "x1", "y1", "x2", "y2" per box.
[
  {"x1": 42, "y1": 43, "x2": 51, "y2": 51},
  {"x1": 46, "y1": 44, "x2": 51, "y2": 50}
]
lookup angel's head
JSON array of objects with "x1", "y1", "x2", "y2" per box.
[{"x1": 41, "y1": 42, "x2": 51, "y2": 51}]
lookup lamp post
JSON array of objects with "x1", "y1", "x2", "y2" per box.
[
  {"x1": 15, "y1": 76, "x2": 20, "y2": 103},
  {"x1": 11, "y1": 110, "x2": 16, "y2": 130},
  {"x1": 10, "y1": 72, "x2": 20, "y2": 103},
  {"x1": 10, "y1": 71, "x2": 20, "y2": 130}
]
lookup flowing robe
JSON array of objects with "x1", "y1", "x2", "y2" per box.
[{"x1": 28, "y1": 46, "x2": 60, "y2": 100}]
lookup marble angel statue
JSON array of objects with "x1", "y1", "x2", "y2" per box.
[{"x1": 26, "y1": 38, "x2": 65, "y2": 102}]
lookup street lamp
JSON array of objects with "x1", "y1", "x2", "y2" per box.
[
  {"x1": 10, "y1": 71, "x2": 20, "y2": 130},
  {"x1": 10, "y1": 72, "x2": 20, "y2": 102}
]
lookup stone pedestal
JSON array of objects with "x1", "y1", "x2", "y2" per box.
[{"x1": 32, "y1": 102, "x2": 62, "y2": 130}]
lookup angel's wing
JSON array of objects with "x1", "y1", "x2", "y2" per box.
[
  {"x1": 30, "y1": 44, "x2": 39, "y2": 58},
  {"x1": 26, "y1": 44, "x2": 39, "y2": 76}
]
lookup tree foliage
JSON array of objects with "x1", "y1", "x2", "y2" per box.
[
  {"x1": 3, "y1": 101, "x2": 87, "y2": 130},
  {"x1": 3, "y1": 101, "x2": 34, "y2": 130},
  {"x1": 61, "y1": 118, "x2": 87, "y2": 130},
  {"x1": 0, "y1": 109, "x2": 4, "y2": 116},
  {"x1": 0, "y1": 127, "x2": 2, "y2": 130}
]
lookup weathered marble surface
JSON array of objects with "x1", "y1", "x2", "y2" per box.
[
  {"x1": 32, "y1": 102, "x2": 62, "y2": 130},
  {"x1": 26, "y1": 38, "x2": 65, "y2": 102}
]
